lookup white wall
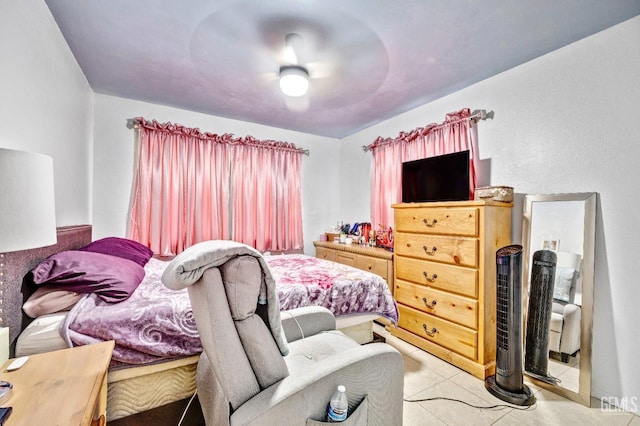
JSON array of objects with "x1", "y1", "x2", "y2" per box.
[
  {"x1": 342, "y1": 16, "x2": 640, "y2": 411},
  {"x1": 0, "y1": 0, "x2": 93, "y2": 227},
  {"x1": 92, "y1": 94, "x2": 341, "y2": 255}
]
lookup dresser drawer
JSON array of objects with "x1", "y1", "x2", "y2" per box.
[
  {"x1": 395, "y1": 280, "x2": 478, "y2": 329},
  {"x1": 395, "y1": 207, "x2": 479, "y2": 236},
  {"x1": 394, "y1": 232, "x2": 478, "y2": 268},
  {"x1": 398, "y1": 305, "x2": 477, "y2": 359},
  {"x1": 315, "y1": 246, "x2": 336, "y2": 262},
  {"x1": 335, "y1": 251, "x2": 357, "y2": 267},
  {"x1": 395, "y1": 256, "x2": 478, "y2": 297},
  {"x1": 355, "y1": 255, "x2": 388, "y2": 280}
]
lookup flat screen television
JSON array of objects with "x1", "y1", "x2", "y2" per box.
[{"x1": 401, "y1": 150, "x2": 470, "y2": 203}]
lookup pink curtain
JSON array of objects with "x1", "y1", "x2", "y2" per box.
[
  {"x1": 231, "y1": 138, "x2": 304, "y2": 252},
  {"x1": 128, "y1": 119, "x2": 231, "y2": 256},
  {"x1": 128, "y1": 118, "x2": 304, "y2": 255},
  {"x1": 367, "y1": 108, "x2": 478, "y2": 230}
]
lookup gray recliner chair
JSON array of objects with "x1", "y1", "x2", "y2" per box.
[{"x1": 162, "y1": 240, "x2": 404, "y2": 426}]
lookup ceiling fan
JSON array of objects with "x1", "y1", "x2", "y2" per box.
[
  {"x1": 276, "y1": 33, "x2": 336, "y2": 99},
  {"x1": 279, "y1": 33, "x2": 309, "y2": 97}
]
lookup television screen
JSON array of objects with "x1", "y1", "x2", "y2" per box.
[{"x1": 401, "y1": 150, "x2": 470, "y2": 203}]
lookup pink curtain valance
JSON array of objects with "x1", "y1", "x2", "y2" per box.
[
  {"x1": 365, "y1": 109, "x2": 473, "y2": 152},
  {"x1": 133, "y1": 117, "x2": 306, "y2": 155}
]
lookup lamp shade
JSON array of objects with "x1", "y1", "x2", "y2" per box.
[
  {"x1": 0, "y1": 148, "x2": 57, "y2": 252},
  {"x1": 279, "y1": 65, "x2": 309, "y2": 97}
]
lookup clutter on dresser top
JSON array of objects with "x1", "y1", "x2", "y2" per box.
[{"x1": 322, "y1": 222, "x2": 393, "y2": 250}]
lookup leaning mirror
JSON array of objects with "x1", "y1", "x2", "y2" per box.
[{"x1": 521, "y1": 192, "x2": 596, "y2": 407}]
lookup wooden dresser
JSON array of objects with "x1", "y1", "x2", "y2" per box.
[
  {"x1": 313, "y1": 241, "x2": 394, "y2": 294},
  {"x1": 391, "y1": 200, "x2": 512, "y2": 379}
]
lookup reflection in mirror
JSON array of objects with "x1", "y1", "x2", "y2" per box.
[{"x1": 522, "y1": 193, "x2": 596, "y2": 407}]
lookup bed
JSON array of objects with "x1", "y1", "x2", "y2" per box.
[{"x1": 6, "y1": 225, "x2": 398, "y2": 421}]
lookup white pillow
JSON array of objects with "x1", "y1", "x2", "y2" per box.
[
  {"x1": 553, "y1": 267, "x2": 576, "y2": 302},
  {"x1": 15, "y1": 312, "x2": 70, "y2": 357}
]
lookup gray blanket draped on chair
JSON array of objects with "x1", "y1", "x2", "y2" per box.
[{"x1": 161, "y1": 239, "x2": 288, "y2": 356}]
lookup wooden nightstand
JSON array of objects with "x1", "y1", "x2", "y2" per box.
[{"x1": 0, "y1": 340, "x2": 114, "y2": 425}]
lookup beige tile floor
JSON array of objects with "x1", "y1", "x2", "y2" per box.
[
  {"x1": 547, "y1": 351, "x2": 579, "y2": 393},
  {"x1": 373, "y1": 324, "x2": 639, "y2": 425}
]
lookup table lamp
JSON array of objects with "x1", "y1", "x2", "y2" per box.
[{"x1": 0, "y1": 148, "x2": 57, "y2": 363}]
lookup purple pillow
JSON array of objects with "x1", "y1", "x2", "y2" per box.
[
  {"x1": 79, "y1": 237, "x2": 153, "y2": 267},
  {"x1": 31, "y1": 251, "x2": 145, "y2": 303}
]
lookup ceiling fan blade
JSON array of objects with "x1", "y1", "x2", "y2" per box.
[
  {"x1": 284, "y1": 94, "x2": 310, "y2": 112},
  {"x1": 306, "y1": 60, "x2": 338, "y2": 79},
  {"x1": 258, "y1": 70, "x2": 280, "y2": 84},
  {"x1": 283, "y1": 33, "x2": 304, "y2": 65}
]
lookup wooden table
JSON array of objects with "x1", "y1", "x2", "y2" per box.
[{"x1": 0, "y1": 341, "x2": 114, "y2": 425}]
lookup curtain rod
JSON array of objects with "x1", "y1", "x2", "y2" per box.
[
  {"x1": 361, "y1": 109, "x2": 492, "y2": 153},
  {"x1": 127, "y1": 118, "x2": 310, "y2": 156},
  {"x1": 470, "y1": 109, "x2": 492, "y2": 122}
]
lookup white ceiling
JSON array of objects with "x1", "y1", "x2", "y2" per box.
[{"x1": 45, "y1": 1, "x2": 640, "y2": 138}]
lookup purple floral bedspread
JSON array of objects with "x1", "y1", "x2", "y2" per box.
[
  {"x1": 266, "y1": 254, "x2": 398, "y2": 324},
  {"x1": 63, "y1": 254, "x2": 398, "y2": 367}
]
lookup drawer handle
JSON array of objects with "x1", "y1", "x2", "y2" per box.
[
  {"x1": 422, "y1": 246, "x2": 437, "y2": 256},
  {"x1": 423, "y1": 218, "x2": 438, "y2": 227},
  {"x1": 422, "y1": 324, "x2": 438, "y2": 337},
  {"x1": 422, "y1": 271, "x2": 438, "y2": 282},
  {"x1": 422, "y1": 297, "x2": 437, "y2": 309}
]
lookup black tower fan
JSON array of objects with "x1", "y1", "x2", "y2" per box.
[
  {"x1": 485, "y1": 245, "x2": 535, "y2": 406},
  {"x1": 525, "y1": 250, "x2": 560, "y2": 384}
]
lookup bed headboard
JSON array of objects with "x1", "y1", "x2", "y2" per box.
[{"x1": 1, "y1": 225, "x2": 92, "y2": 347}]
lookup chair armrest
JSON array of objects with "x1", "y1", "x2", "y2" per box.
[
  {"x1": 281, "y1": 306, "x2": 336, "y2": 342},
  {"x1": 232, "y1": 343, "x2": 404, "y2": 426},
  {"x1": 559, "y1": 303, "x2": 581, "y2": 355},
  {"x1": 563, "y1": 303, "x2": 581, "y2": 318}
]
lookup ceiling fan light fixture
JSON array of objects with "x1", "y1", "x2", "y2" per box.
[{"x1": 279, "y1": 65, "x2": 309, "y2": 97}]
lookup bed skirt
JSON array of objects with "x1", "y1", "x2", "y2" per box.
[{"x1": 106, "y1": 355, "x2": 199, "y2": 421}]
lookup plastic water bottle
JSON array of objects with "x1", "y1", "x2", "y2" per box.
[{"x1": 327, "y1": 385, "x2": 348, "y2": 422}]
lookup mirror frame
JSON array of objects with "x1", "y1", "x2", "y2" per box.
[{"x1": 521, "y1": 192, "x2": 596, "y2": 406}]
